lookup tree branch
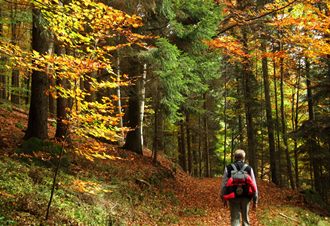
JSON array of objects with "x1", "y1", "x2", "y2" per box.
[{"x1": 217, "y1": 0, "x2": 299, "y2": 35}]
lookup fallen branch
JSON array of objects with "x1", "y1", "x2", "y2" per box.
[{"x1": 279, "y1": 212, "x2": 300, "y2": 223}]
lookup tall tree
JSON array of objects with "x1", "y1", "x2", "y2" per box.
[
  {"x1": 0, "y1": 4, "x2": 6, "y2": 100},
  {"x1": 24, "y1": 7, "x2": 51, "y2": 140},
  {"x1": 241, "y1": 27, "x2": 258, "y2": 173},
  {"x1": 261, "y1": 41, "x2": 278, "y2": 184},
  {"x1": 305, "y1": 58, "x2": 320, "y2": 192},
  {"x1": 279, "y1": 53, "x2": 295, "y2": 189},
  {"x1": 54, "y1": 43, "x2": 68, "y2": 139},
  {"x1": 122, "y1": 56, "x2": 144, "y2": 155},
  {"x1": 10, "y1": 1, "x2": 20, "y2": 105}
]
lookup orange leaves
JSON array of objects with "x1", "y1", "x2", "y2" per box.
[
  {"x1": 262, "y1": 51, "x2": 288, "y2": 60},
  {"x1": 206, "y1": 36, "x2": 249, "y2": 62},
  {"x1": 269, "y1": 1, "x2": 330, "y2": 61}
]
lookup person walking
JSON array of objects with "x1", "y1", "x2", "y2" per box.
[{"x1": 220, "y1": 149, "x2": 258, "y2": 226}]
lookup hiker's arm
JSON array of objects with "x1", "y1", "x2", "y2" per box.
[{"x1": 250, "y1": 168, "x2": 258, "y2": 204}]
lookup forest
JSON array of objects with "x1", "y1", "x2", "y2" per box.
[{"x1": 0, "y1": 0, "x2": 329, "y2": 225}]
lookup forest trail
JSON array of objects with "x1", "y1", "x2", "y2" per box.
[
  {"x1": 173, "y1": 175, "x2": 260, "y2": 225},
  {"x1": 171, "y1": 172, "x2": 306, "y2": 225},
  {"x1": 150, "y1": 150, "x2": 303, "y2": 226},
  {"x1": 0, "y1": 108, "x2": 324, "y2": 225}
]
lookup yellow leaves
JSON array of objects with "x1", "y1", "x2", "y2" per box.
[
  {"x1": 3, "y1": 0, "x2": 149, "y2": 146},
  {"x1": 0, "y1": 190, "x2": 15, "y2": 199},
  {"x1": 74, "y1": 141, "x2": 124, "y2": 162},
  {"x1": 71, "y1": 179, "x2": 112, "y2": 195},
  {"x1": 38, "y1": 0, "x2": 145, "y2": 50}
]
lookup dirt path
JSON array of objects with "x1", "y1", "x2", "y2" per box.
[{"x1": 173, "y1": 174, "x2": 261, "y2": 225}]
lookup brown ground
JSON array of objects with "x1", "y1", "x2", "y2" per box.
[{"x1": 0, "y1": 108, "x2": 308, "y2": 225}]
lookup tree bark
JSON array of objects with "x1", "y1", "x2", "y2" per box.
[
  {"x1": 138, "y1": 64, "x2": 146, "y2": 153},
  {"x1": 186, "y1": 112, "x2": 192, "y2": 174},
  {"x1": 261, "y1": 41, "x2": 278, "y2": 184},
  {"x1": 49, "y1": 76, "x2": 56, "y2": 117},
  {"x1": 241, "y1": 28, "x2": 258, "y2": 173},
  {"x1": 152, "y1": 79, "x2": 163, "y2": 163},
  {"x1": 122, "y1": 58, "x2": 144, "y2": 155},
  {"x1": 10, "y1": 4, "x2": 20, "y2": 105},
  {"x1": 280, "y1": 56, "x2": 295, "y2": 189},
  {"x1": 25, "y1": 8, "x2": 50, "y2": 140},
  {"x1": 116, "y1": 52, "x2": 124, "y2": 142},
  {"x1": 273, "y1": 59, "x2": 282, "y2": 185},
  {"x1": 178, "y1": 119, "x2": 187, "y2": 172},
  {"x1": 152, "y1": 107, "x2": 159, "y2": 163},
  {"x1": 198, "y1": 116, "x2": 202, "y2": 177},
  {"x1": 292, "y1": 62, "x2": 301, "y2": 188},
  {"x1": 54, "y1": 44, "x2": 68, "y2": 139},
  {"x1": 204, "y1": 93, "x2": 210, "y2": 177},
  {"x1": 223, "y1": 78, "x2": 228, "y2": 168},
  {"x1": 305, "y1": 58, "x2": 320, "y2": 192},
  {"x1": 0, "y1": 6, "x2": 6, "y2": 100}
]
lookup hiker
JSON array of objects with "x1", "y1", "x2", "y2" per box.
[{"x1": 220, "y1": 149, "x2": 258, "y2": 226}]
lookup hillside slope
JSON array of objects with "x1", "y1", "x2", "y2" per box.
[{"x1": 0, "y1": 107, "x2": 329, "y2": 225}]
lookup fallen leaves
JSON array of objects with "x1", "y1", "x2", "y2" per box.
[{"x1": 71, "y1": 179, "x2": 112, "y2": 195}]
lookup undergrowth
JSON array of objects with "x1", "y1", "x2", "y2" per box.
[
  {"x1": 0, "y1": 150, "x2": 179, "y2": 225},
  {"x1": 260, "y1": 206, "x2": 330, "y2": 226}
]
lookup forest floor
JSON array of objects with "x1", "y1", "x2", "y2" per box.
[{"x1": 0, "y1": 106, "x2": 329, "y2": 225}]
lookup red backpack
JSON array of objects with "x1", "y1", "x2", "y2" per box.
[{"x1": 223, "y1": 164, "x2": 257, "y2": 200}]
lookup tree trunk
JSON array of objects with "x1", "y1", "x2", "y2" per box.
[
  {"x1": 241, "y1": 28, "x2": 258, "y2": 173},
  {"x1": 11, "y1": 69, "x2": 20, "y2": 105},
  {"x1": 0, "y1": 6, "x2": 6, "y2": 100},
  {"x1": 198, "y1": 116, "x2": 202, "y2": 177},
  {"x1": 152, "y1": 79, "x2": 163, "y2": 163},
  {"x1": 280, "y1": 56, "x2": 295, "y2": 189},
  {"x1": 261, "y1": 41, "x2": 278, "y2": 184},
  {"x1": 25, "y1": 8, "x2": 50, "y2": 140},
  {"x1": 293, "y1": 62, "x2": 301, "y2": 188},
  {"x1": 48, "y1": 34, "x2": 55, "y2": 116},
  {"x1": 273, "y1": 59, "x2": 282, "y2": 185},
  {"x1": 186, "y1": 112, "x2": 192, "y2": 174},
  {"x1": 305, "y1": 58, "x2": 320, "y2": 192},
  {"x1": 54, "y1": 44, "x2": 68, "y2": 139},
  {"x1": 204, "y1": 93, "x2": 210, "y2": 177},
  {"x1": 236, "y1": 77, "x2": 244, "y2": 147},
  {"x1": 178, "y1": 120, "x2": 187, "y2": 172},
  {"x1": 192, "y1": 123, "x2": 198, "y2": 177},
  {"x1": 24, "y1": 77, "x2": 30, "y2": 105},
  {"x1": 138, "y1": 64, "x2": 146, "y2": 152},
  {"x1": 10, "y1": 5, "x2": 19, "y2": 105},
  {"x1": 116, "y1": 52, "x2": 124, "y2": 142},
  {"x1": 152, "y1": 107, "x2": 159, "y2": 163},
  {"x1": 49, "y1": 78, "x2": 56, "y2": 116},
  {"x1": 123, "y1": 59, "x2": 144, "y2": 155}
]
